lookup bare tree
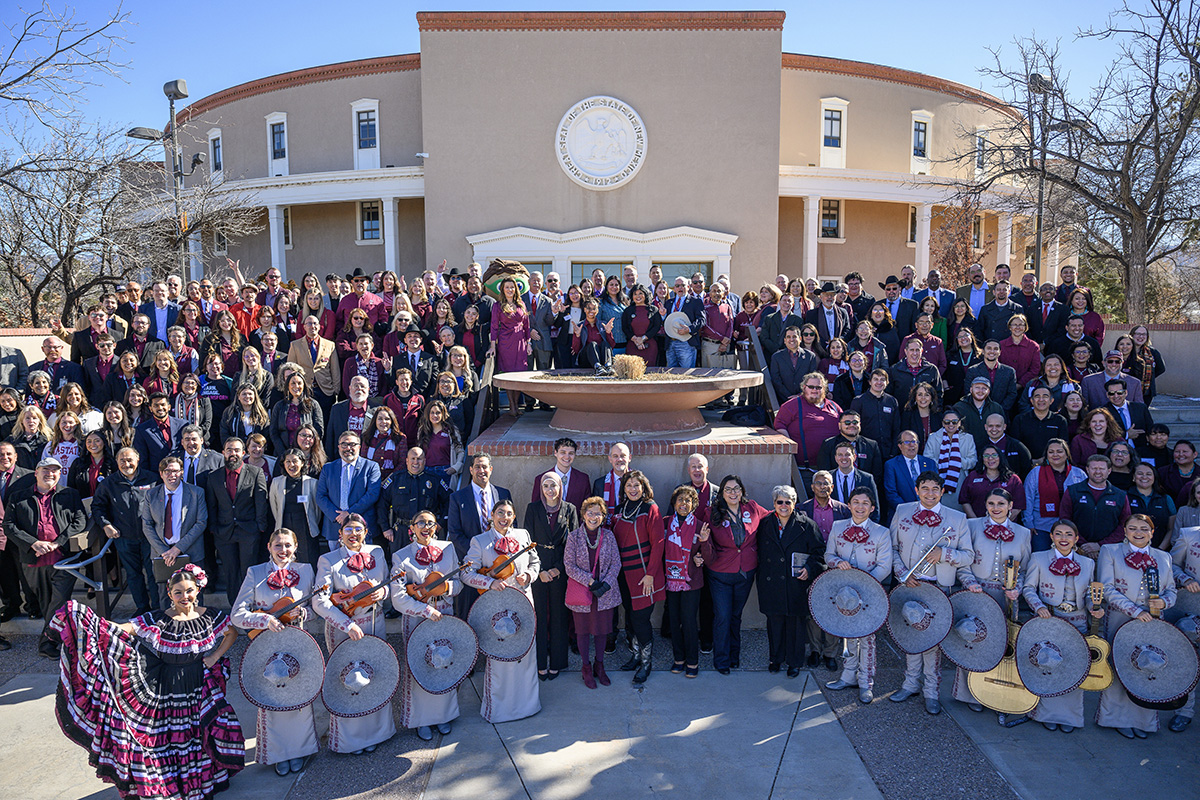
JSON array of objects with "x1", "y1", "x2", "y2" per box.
[
  {"x1": 0, "y1": 123, "x2": 262, "y2": 326},
  {"x1": 929, "y1": 196, "x2": 997, "y2": 287},
  {"x1": 951, "y1": 0, "x2": 1200, "y2": 323},
  {"x1": 1, "y1": 3, "x2": 129, "y2": 189}
]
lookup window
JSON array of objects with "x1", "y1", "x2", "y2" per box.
[
  {"x1": 213, "y1": 228, "x2": 228, "y2": 255},
  {"x1": 819, "y1": 97, "x2": 849, "y2": 169},
  {"x1": 823, "y1": 109, "x2": 842, "y2": 148},
  {"x1": 569, "y1": 262, "x2": 627, "y2": 287},
  {"x1": 271, "y1": 123, "x2": 286, "y2": 160},
  {"x1": 359, "y1": 201, "x2": 381, "y2": 241},
  {"x1": 972, "y1": 215, "x2": 982, "y2": 249},
  {"x1": 265, "y1": 112, "x2": 288, "y2": 176},
  {"x1": 650, "y1": 263, "x2": 712, "y2": 288},
  {"x1": 909, "y1": 206, "x2": 918, "y2": 244},
  {"x1": 821, "y1": 200, "x2": 841, "y2": 239},
  {"x1": 912, "y1": 121, "x2": 927, "y2": 158},
  {"x1": 212, "y1": 137, "x2": 222, "y2": 171},
  {"x1": 975, "y1": 134, "x2": 986, "y2": 171},
  {"x1": 357, "y1": 110, "x2": 377, "y2": 149},
  {"x1": 282, "y1": 207, "x2": 292, "y2": 247}
]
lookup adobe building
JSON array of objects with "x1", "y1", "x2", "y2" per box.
[{"x1": 175, "y1": 10, "x2": 1067, "y2": 293}]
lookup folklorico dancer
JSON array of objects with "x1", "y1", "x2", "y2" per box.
[
  {"x1": 1018, "y1": 519, "x2": 1102, "y2": 732},
  {"x1": 824, "y1": 487, "x2": 893, "y2": 704},
  {"x1": 889, "y1": 471, "x2": 973, "y2": 716},
  {"x1": 1169, "y1": 523, "x2": 1200, "y2": 732},
  {"x1": 390, "y1": 511, "x2": 462, "y2": 741},
  {"x1": 1096, "y1": 514, "x2": 1176, "y2": 738},
  {"x1": 461, "y1": 498, "x2": 543, "y2": 723},
  {"x1": 230, "y1": 529, "x2": 320, "y2": 776},
  {"x1": 953, "y1": 488, "x2": 1032, "y2": 715},
  {"x1": 312, "y1": 514, "x2": 396, "y2": 754}
]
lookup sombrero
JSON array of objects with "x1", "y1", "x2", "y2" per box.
[
  {"x1": 406, "y1": 615, "x2": 478, "y2": 695},
  {"x1": 1112, "y1": 618, "x2": 1200, "y2": 705},
  {"x1": 321, "y1": 635, "x2": 401, "y2": 718},
  {"x1": 886, "y1": 582, "x2": 952, "y2": 654},
  {"x1": 240, "y1": 626, "x2": 325, "y2": 712},
  {"x1": 1015, "y1": 616, "x2": 1090, "y2": 697},
  {"x1": 808, "y1": 568, "x2": 889, "y2": 639},
  {"x1": 940, "y1": 590, "x2": 1007, "y2": 672},
  {"x1": 468, "y1": 588, "x2": 536, "y2": 662}
]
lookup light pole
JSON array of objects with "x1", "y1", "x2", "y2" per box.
[
  {"x1": 127, "y1": 79, "x2": 206, "y2": 286},
  {"x1": 1028, "y1": 73, "x2": 1052, "y2": 283}
]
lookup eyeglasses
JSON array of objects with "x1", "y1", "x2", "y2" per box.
[
  {"x1": 342, "y1": 525, "x2": 365, "y2": 534},
  {"x1": 803, "y1": 384, "x2": 822, "y2": 391},
  {"x1": 982, "y1": 453, "x2": 1000, "y2": 459},
  {"x1": 944, "y1": 419, "x2": 961, "y2": 425},
  {"x1": 842, "y1": 420, "x2": 860, "y2": 426},
  {"x1": 775, "y1": 499, "x2": 794, "y2": 506},
  {"x1": 412, "y1": 519, "x2": 435, "y2": 528},
  {"x1": 900, "y1": 440, "x2": 919, "y2": 446},
  {"x1": 723, "y1": 486, "x2": 743, "y2": 494}
]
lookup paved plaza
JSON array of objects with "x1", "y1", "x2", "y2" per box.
[{"x1": 2, "y1": 606, "x2": 1196, "y2": 800}]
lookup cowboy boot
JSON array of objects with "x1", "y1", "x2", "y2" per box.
[
  {"x1": 581, "y1": 661, "x2": 597, "y2": 689},
  {"x1": 593, "y1": 659, "x2": 610, "y2": 686},
  {"x1": 633, "y1": 640, "x2": 653, "y2": 684},
  {"x1": 620, "y1": 642, "x2": 641, "y2": 671}
]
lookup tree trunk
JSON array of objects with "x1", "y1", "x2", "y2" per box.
[{"x1": 1124, "y1": 225, "x2": 1149, "y2": 325}]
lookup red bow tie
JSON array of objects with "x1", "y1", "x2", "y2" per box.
[
  {"x1": 1124, "y1": 551, "x2": 1155, "y2": 572},
  {"x1": 1049, "y1": 557, "x2": 1080, "y2": 576},
  {"x1": 266, "y1": 568, "x2": 299, "y2": 590},
  {"x1": 494, "y1": 536, "x2": 520, "y2": 555},
  {"x1": 842, "y1": 525, "x2": 870, "y2": 544},
  {"x1": 347, "y1": 552, "x2": 375, "y2": 573},
  {"x1": 415, "y1": 545, "x2": 443, "y2": 565},
  {"x1": 984, "y1": 524, "x2": 1014, "y2": 542},
  {"x1": 913, "y1": 509, "x2": 942, "y2": 527}
]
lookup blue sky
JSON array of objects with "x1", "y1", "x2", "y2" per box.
[{"x1": 10, "y1": 0, "x2": 1122, "y2": 132}]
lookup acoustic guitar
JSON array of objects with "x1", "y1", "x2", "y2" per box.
[
  {"x1": 1130, "y1": 565, "x2": 1188, "y2": 711},
  {"x1": 247, "y1": 582, "x2": 330, "y2": 641},
  {"x1": 1079, "y1": 581, "x2": 1113, "y2": 691},
  {"x1": 968, "y1": 556, "x2": 1038, "y2": 714}
]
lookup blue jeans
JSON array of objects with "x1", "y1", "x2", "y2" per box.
[
  {"x1": 666, "y1": 340, "x2": 697, "y2": 368},
  {"x1": 708, "y1": 569, "x2": 756, "y2": 669}
]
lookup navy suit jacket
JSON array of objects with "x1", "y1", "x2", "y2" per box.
[
  {"x1": 803, "y1": 304, "x2": 852, "y2": 347},
  {"x1": 829, "y1": 468, "x2": 879, "y2": 510},
  {"x1": 133, "y1": 416, "x2": 186, "y2": 472},
  {"x1": 663, "y1": 294, "x2": 706, "y2": 349},
  {"x1": 447, "y1": 482, "x2": 512, "y2": 558},
  {"x1": 30, "y1": 358, "x2": 85, "y2": 394},
  {"x1": 883, "y1": 455, "x2": 938, "y2": 520},
  {"x1": 914, "y1": 287, "x2": 956, "y2": 318},
  {"x1": 315, "y1": 457, "x2": 382, "y2": 541},
  {"x1": 138, "y1": 301, "x2": 180, "y2": 342}
]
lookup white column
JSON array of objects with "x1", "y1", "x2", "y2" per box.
[
  {"x1": 382, "y1": 197, "x2": 399, "y2": 275},
  {"x1": 552, "y1": 256, "x2": 572, "y2": 286},
  {"x1": 188, "y1": 232, "x2": 203, "y2": 281},
  {"x1": 802, "y1": 195, "x2": 820, "y2": 281},
  {"x1": 998, "y1": 213, "x2": 1013, "y2": 264},
  {"x1": 633, "y1": 255, "x2": 653, "y2": 282},
  {"x1": 267, "y1": 205, "x2": 287, "y2": 281},
  {"x1": 914, "y1": 203, "x2": 933, "y2": 281},
  {"x1": 1050, "y1": 231, "x2": 1062, "y2": 283},
  {"x1": 715, "y1": 255, "x2": 732, "y2": 283}
]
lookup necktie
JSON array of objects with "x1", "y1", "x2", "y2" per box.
[
  {"x1": 164, "y1": 490, "x2": 175, "y2": 544},
  {"x1": 674, "y1": 296, "x2": 683, "y2": 314},
  {"x1": 1120, "y1": 405, "x2": 1131, "y2": 429},
  {"x1": 341, "y1": 462, "x2": 352, "y2": 508},
  {"x1": 479, "y1": 488, "x2": 491, "y2": 530},
  {"x1": 841, "y1": 474, "x2": 850, "y2": 502},
  {"x1": 909, "y1": 459, "x2": 918, "y2": 481},
  {"x1": 1042, "y1": 304, "x2": 1050, "y2": 324},
  {"x1": 309, "y1": 339, "x2": 318, "y2": 363},
  {"x1": 410, "y1": 353, "x2": 417, "y2": 373},
  {"x1": 186, "y1": 456, "x2": 195, "y2": 485}
]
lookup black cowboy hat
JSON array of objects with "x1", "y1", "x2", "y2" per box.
[
  {"x1": 345, "y1": 267, "x2": 371, "y2": 281},
  {"x1": 879, "y1": 275, "x2": 901, "y2": 289}
]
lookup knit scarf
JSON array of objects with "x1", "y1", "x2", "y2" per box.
[
  {"x1": 937, "y1": 432, "x2": 962, "y2": 492},
  {"x1": 1037, "y1": 466, "x2": 1066, "y2": 518},
  {"x1": 664, "y1": 514, "x2": 698, "y2": 592}
]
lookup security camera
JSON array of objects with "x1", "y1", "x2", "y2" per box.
[{"x1": 415, "y1": 152, "x2": 429, "y2": 159}]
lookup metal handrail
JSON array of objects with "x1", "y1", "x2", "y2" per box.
[{"x1": 53, "y1": 537, "x2": 114, "y2": 592}]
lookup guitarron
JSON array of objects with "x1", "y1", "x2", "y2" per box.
[{"x1": 968, "y1": 556, "x2": 1038, "y2": 714}]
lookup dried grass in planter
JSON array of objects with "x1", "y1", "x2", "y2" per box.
[{"x1": 612, "y1": 354, "x2": 647, "y2": 380}]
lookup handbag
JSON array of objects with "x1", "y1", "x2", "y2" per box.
[{"x1": 565, "y1": 534, "x2": 602, "y2": 606}]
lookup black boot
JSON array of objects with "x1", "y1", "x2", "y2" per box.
[
  {"x1": 620, "y1": 647, "x2": 641, "y2": 671},
  {"x1": 633, "y1": 641, "x2": 653, "y2": 684}
]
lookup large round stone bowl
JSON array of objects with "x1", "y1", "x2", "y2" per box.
[{"x1": 492, "y1": 368, "x2": 763, "y2": 433}]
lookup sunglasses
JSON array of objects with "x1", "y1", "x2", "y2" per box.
[{"x1": 775, "y1": 499, "x2": 794, "y2": 506}]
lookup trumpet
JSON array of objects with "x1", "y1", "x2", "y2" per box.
[{"x1": 900, "y1": 529, "x2": 953, "y2": 584}]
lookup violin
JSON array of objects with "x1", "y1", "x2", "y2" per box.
[
  {"x1": 475, "y1": 541, "x2": 551, "y2": 595},
  {"x1": 406, "y1": 559, "x2": 475, "y2": 602},
  {"x1": 333, "y1": 568, "x2": 403, "y2": 617},
  {"x1": 247, "y1": 581, "x2": 330, "y2": 640}
]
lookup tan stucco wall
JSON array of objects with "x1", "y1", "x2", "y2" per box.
[
  {"x1": 178, "y1": 69, "x2": 424, "y2": 184},
  {"x1": 780, "y1": 68, "x2": 1009, "y2": 178},
  {"x1": 220, "y1": 199, "x2": 426, "y2": 279},
  {"x1": 418, "y1": 28, "x2": 783, "y2": 290}
]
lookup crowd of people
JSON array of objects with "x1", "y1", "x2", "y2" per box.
[{"x1": 0, "y1": 258, "x2": 1196, "y2": 800}]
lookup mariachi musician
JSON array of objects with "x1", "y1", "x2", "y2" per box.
[
  {"x1": 230, "y1": 528, "x2": 320, "y2": 775},
  {"x1": 1170, "y1": 522, "x2": 1200, "y2": 732},
  {"x1": 461, "y1": 498, "x2": 542, "y2": 723},
  {"x1": 312, "y1": 513, "x2": 396, "y2": 754},
  {"x1": 390, "y1": 510, "x2": 463, "y2": 741},
  {"x1": 1096, "y1": 513, "x2": 1176, "y2": 738},
  {"x1": 953, "y1": 488, "x2": 1032, "y2": 715},
  {"x1": 1016, "y1": 519, "x2": 1102, "y2": 733},
  {"x1": 889, "y1": 471, "x2": 973, "y2": 716},
  {"x1": 824, "y1": 487, "x2": 893, "y2": 704}
]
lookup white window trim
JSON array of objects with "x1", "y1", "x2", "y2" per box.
[
  {"x1": 265, "y1": 111, "x2": 289, "y2": 177},
  {"x1": 910, "y1": 109, "x2": 933, "y2": 174},
  {"x1": 820, "y1": 97, "x2": 849, "y2": 169},
  {"x1": 972, "y1": 214, "x2": 983, "y2": 250},
  {"x1": 974, "y1": 126, "x2": 987, "y2": 179},
  {"x1": 818, "y1": 198, "x2": 846, "y2": 244},
  {"x1": 356, "y1": 200, "x2": 383, "y2": 246},
  {"x1": 207, "y1": 127, "x2": 223, "y2": 184},
  {"x1": 282, "y1": 206, "x2": 293, "y2": 250},
  {"x1": 212, "y1": 227, "x2": 228, "y2": 256},
  {"x1": 906, "y1": 204, "x2": 917, "y2": 247},
  {"x1": 351, "y1": 98, "x2": 380, "y2": 171}
]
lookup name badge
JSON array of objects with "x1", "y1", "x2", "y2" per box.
[
  {"x1": 883, "y1": 407, "x2": 893, "y2": 414},
  {"x1": 1045, "y1": 502, "x2": 1056, "y2": 513},
  {"x1": 742, "y1": 510, "x2": 752, "y2": 525},
  {"x1": 297, "y1": 495, "x2": 307, "y2": 503}
]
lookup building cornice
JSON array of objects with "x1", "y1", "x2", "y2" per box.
[
  {"x1": 782, "y1": 53, "x2": 1020, "y2": 119},
  {"x1": 416, "y1": 11, "x2": 786, "y2": 32},
  {"x1": 175, "y1": 54, "x2": 420, "y2": 126}
]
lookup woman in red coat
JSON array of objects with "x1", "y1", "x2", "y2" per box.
[
  {"x1": 611, "y1": 470, "x2": 664, "y2": 684},
  {"x1": 700, "y1": 475, "x2": 772, "y2": 674}
]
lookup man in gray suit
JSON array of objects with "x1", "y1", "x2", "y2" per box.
[
  {"x1": 0, "y1": 345, "x2": 28, "y2": 393},
  {"x1": 142, "y1": 455, "x2": 208, "y2": 607},
  {"x1": 526, "y1": 271, "x2": 557, "y2": 390}
]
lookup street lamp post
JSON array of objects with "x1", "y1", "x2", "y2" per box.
[
  {"x1": 1028, "y1": 73, "x2": 1052, "y2": 284},
  {"x1": 127, "y1": 79, "x2": 205, "y2": 287}
]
